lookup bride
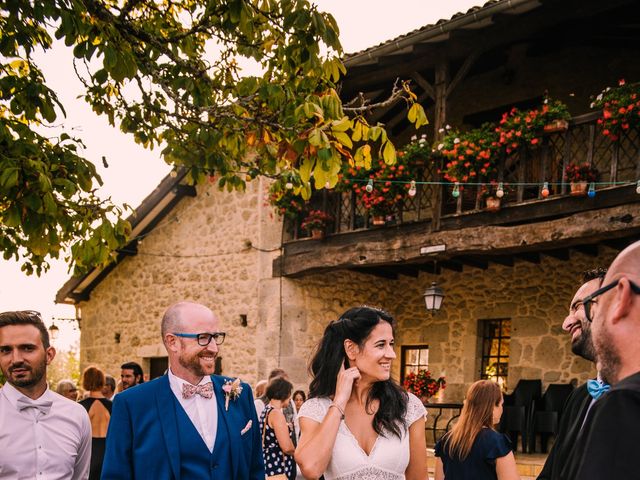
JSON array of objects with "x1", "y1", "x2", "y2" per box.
[{"x1": 295, "y1": 306, "x2": 428, "y2": 480}]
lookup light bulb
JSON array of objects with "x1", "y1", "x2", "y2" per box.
[
  {"x1": 285, "y1": 182, "x2": 293, "y2": 190},
  {"x1": 325, "y1": 181, "x2": 331, "y2": 189},
  {"x1": 541, "y1": 181, "x2": 550, "y2": 198},
  {"x1": 496, "y1": 182, "x2": 504, "y2": 198},
  {"x1": 636, "y1": 180, "x2": 640, "y2": 194},
  {"x1": 170, "y1": 170, "x2": 178, "y2": 178},
  {"x1": 365, "y1": 179, "x2": 374, "y2": 193},
  {"x1": 408, "y1": 180, "x2": 417, "y2": 197},
  {"x1": 588, "y1": 182, "x2": 596, "y2": 198},
  {"x1": 452, "y1": 183, "x2": 460, "y2": 198}
]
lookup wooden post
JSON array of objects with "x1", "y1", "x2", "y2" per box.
[
  {"x1": 434, "y1": 61, "x2": 449, "y2": 142},
  {"x1": 561, "y1": 128, "x2": 571, "y2": 195}
]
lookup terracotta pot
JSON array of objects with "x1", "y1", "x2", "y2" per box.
[
  {"x1": 485, "y1": 197, "x2": 501, "y2": 212},
  {"x1": 570, "y1": 181, "x2": 588, "y2": 196},
  {"x1": 543, "y1": 119, "x2": 569, "y2": 133},
  {"x1": 310, "y1": 229, "x2": 324, "y2": 240},
  {"x1": 372, "y1": 216, "x2": 386, "y2": 226}
]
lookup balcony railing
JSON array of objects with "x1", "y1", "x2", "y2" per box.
[{"x1": 285, "y1": 112, "x2": 639, "y2": 241}]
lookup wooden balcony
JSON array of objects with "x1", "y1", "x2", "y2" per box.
[
  {"x1": 286, "y1": 112, "x2": 639, "y2": 239},
  {"x1": 276, "y1": 113, "x2": 640, "y2": 278}
]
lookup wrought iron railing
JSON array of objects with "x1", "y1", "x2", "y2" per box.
[{"x1": 285, "y1": 112, "x2": 639, "y2": 241}]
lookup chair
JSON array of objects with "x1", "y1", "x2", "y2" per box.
[
  {"x1": 499, "y1": 379, "x2": 541, "y2": 452},
  {"x1": 531, "y1": 383, "x2": 574, "y2": 453}
]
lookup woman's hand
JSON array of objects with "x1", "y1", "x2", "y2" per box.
[{"x1": 333, "y1": 363, "x2": 361, "y2": 409}]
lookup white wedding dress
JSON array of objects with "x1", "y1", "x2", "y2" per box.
[{"x1": 297, "y1": 393, "x2": 426, "y2": 480}]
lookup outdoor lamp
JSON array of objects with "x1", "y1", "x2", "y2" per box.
[
  {"x1": 423, "y1": 282, "x2": 445, "y2": 312},
  {"x1": 48, "y1": 320, "x2": 60, "y2": 340}
]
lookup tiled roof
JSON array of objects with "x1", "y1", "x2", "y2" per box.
[{"x1": 344, "y1": 0, "x2": 537, "y2": 66}]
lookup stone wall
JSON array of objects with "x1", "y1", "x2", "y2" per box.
[
  {"x1": 279, "y1": 248, "x2": 617, "y2": 401},
  {"x1": 78, "y1": 178, "x2": 282, "y2": 384}
]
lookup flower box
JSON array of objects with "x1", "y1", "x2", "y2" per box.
[
  {"x1": 570, "y1": 181, "x2": 588, "y2": 196},
  {"x1": 543, "y1": 119, "x2": 569, "y2": 133},
  {"x1": 485, "y1": 197, "x2": 501, "y2": 212},
  {"x1": 310, "y1": 229, "x2": 324, "y2": 240}
]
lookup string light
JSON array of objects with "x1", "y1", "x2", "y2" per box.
[
  {"x1": 588, "y1": 182, "x2": 596, "y2": 198},
  {"x1": 169, "y1": 170, "x2": 178, "y2": 178},
  {"x1": 285, "y1": 182, "x2": 293, "y2": 190},
  {"x1": 496, "y1": 182, "x2": 504, "y2": 198},
  {"x1": 452, "y1": 183, "x2": 460, "y2": 198},
  {"x1": 365, "y1": 179, "x2": 374, "y2": 193},
  {"x1": 408, "y1": 180, "x2": 417, "y2": 197},
  {"x1": 325, "y1": 181, "x2": 331, "y2": 189},
  {"x1": 637, "y1": 180, "x2": 640, "y2": 194},
  {"x1": 541, "y1": 182, "x2": 550, "y2": 198}
]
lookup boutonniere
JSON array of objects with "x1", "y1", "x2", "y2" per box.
[{"x1": 222, "y1": 378, "x2": 243, "y2": 411}]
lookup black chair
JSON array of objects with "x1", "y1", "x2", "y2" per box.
[
  {"x1": 531, "y1": 383, "x2": 574, "y2": 453},
  {"x1": 500, "y1": 379, "x2": 541, "y2": 452}
]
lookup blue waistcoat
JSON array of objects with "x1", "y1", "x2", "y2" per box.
[{"x1": 174, "y1": 395, "x2": 232, "y2": 480}]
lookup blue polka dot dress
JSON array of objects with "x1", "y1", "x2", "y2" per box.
[{"x1": 259, "y1": 405, "x2": 294, "y2": 478}]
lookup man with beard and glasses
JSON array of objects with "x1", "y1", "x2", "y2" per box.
[
  {"x1": 0, "y1": 310, "x2": 91, "y2": 479},
  {"x1": 103, "y1": 301, "x2": 264, "y2": 479},
  {"x1": 565, "y1": 242, "x2": 640, "y2": 480},
  {"x1": 538, "y1": 269, "x2": 608, "y2": 480}
]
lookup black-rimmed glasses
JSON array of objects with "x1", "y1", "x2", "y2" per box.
[
  {"x1": 582, "y1": 278, "x2": 640, "y2": 322},
  {"x1": 172, "y1": 332, "x2": 226, "y2": 346}
]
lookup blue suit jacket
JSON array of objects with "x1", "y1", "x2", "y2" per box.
[{"x1": 101, "y1": 374, "x2": 264, "y2": 480}]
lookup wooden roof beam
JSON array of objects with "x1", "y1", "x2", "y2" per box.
[
  {"x1": 456, "y1": 256, "x2": 488, "y2": 270},
  {"x1": 516, "y1": 252, "x2": 541, "y2": 264},
  {"x1": 542, "y1": 249, "x2": 571, "y2": 261},
  {"x1": 572, "y1": 244, "x2": 599, "y2": 257}
]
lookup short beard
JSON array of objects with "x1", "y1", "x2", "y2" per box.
[
  {"x1": 7, "y1": 360, "x2": 46, "y2": 389},
  {"x1": 179, "y1": 351, "x2": 216, "y2": 377},
  {"x1": 572, "y1": 329, "x2": 596, "y2": 362},
  {"x1": 595, "y1": 323, "x2": 621, "y2": 385}
]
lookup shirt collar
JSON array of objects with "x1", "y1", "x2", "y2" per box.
[{"x1": 1, "y1": 381, "x2": 52, "y2": 409}]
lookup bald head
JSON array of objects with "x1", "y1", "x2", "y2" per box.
[
  {"x1": 161, "y1": 302, "x2": 217, "y2": 344},
  {"x1": 605, "y1": 240, "x2": 640, "y2": 283}
]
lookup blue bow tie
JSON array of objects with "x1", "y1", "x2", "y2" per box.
[{"x1": 587, "y1": 379, "x2": 610, "y2": 400}]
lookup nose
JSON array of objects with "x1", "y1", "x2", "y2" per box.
[
  {"x1": 562, "y1": 312, "x2": 576, "y2": 332},
  {"x1": 385, "y1": 345, "x2": 396, "y2": 359}
]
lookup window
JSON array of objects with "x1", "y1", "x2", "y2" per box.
[
  {"x1": 479, "y1": 319, "x2": 511, "y2": 389},
  {"x1": 400, "y1": 345, "x2": 429, "y2": 384}
]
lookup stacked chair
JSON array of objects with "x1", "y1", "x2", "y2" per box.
[
  {"x1": 530, "y1": 383, "x2": 575, "y2": 453},
  {"x1": 499, "y1": 379, "x2": 542, "y2": 453}
]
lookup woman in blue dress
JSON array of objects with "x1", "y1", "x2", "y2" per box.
[{"x1": 435, "y1": 380, "x2": 520, "y2": 480}]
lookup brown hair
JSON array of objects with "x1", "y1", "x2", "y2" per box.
[
  {"x1": 82, "y1": 366, "x2": 105, "y2": 391},
  {"x1": 443, "y1": 380, "x2": 502, "y2": 460},
  {"x1": 0, "y1": 310, "x2": 50, "y2": 349}
]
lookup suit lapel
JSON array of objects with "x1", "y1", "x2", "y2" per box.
[
  {"x1": 212, "y1": 375, "x2": 239, "y2": 478},
  {"x1": 156, "y1": 375, "x2": 181, "y2": 480}
]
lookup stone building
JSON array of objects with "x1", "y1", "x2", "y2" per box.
[{"x1": 57, "y1": 0, "x2": 640, "y2": 404}]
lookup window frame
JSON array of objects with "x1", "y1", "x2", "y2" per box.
[{"x1": 400, "y1": 344, "x2": 430, "y2": 385}]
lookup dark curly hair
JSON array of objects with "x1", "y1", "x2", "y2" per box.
[{"x1": 308, "y1": 306, "x2": 408, "y2": 438}]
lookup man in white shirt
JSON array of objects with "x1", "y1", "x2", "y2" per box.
[
  {"x1": 103, "y1": 301, "x2": 264, "y2": 479},
  {"x1": 0, "y1": 310, "x2": 91, "y2": 480}
]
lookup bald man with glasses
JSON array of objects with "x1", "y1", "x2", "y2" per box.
[
  {"x1": 563, "y1": 241, "x2": 640, "y2": 480},
  {"x1": 102, "y1": 301, "x2": 264, "y2": 479}
]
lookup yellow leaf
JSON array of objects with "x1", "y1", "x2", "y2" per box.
[
  {"x1": 333, "y1": 131, "x2": 353, "y2": 149},
  {"x1": 408, "y1": 103, "x2": 419, "y2": 123},
  {"x1": 382, "y1": 141, "x2": 396, "y2": 165},
  {"x1": 299, "y1": 157, "x2": 314, "y2": 183}
]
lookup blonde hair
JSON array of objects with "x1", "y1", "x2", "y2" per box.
[{"x1": 443, "y1": 380, "x2": 502, "y2": 460}]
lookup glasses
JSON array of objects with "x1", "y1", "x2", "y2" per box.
[
  {"x1": 582, "y1": 278, "x2": 640, "y2": 322},
  {"x1": 172, "y1": 332, "x2": 226, "y2": 346}
]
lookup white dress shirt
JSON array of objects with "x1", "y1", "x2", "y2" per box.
[
  {"x1": 0, "y1": 382, "x2": 91, "y2": 480},
  {"x1": 168, "y1": 369, "x2": 218, "y2": 451}
]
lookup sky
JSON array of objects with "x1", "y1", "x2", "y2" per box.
[{"x1": 0, "y1": 0, "x2": 483, "y2": 350}]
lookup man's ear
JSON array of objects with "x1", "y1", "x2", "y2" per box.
[
  {"x1": 610, "y1": 277, "x2": 635, "y2": 325},
  {"x1": 164, "y1": 333, "x2": 179, "y2": 353},
  {"x1": 45, "y1": 346, "x2": 56, "y2": 366}
]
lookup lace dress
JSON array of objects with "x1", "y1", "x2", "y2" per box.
[{"x1": 297, "y1": 393, "x2": 426, "y2": 480}]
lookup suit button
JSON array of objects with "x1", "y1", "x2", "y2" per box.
[{"x1": 211, "y1": 464, "x2": 218, "y2": 470}]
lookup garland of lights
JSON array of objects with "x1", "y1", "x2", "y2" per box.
[{"x1": 354, "y1": 178, "x2": 640, "y2": 199}]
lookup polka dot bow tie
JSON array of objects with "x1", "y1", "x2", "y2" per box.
[{"x1": 182, "y1": 382, "x2": 214, "y2": 399}]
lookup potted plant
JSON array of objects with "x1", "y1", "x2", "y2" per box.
[
  {"x1": 564, "y1": 162, "x2": 598, "y2": 196},
  {"x1": 403, "y1": 369, "x2": 446, "y2": 404},
  {"x1": 496, "y1": 97, "x2": 571, "y2": 153},
  {"x1": 301, "y1": 210, "x2": 333, "y2": 239},
  {"x1": 342, "y1": 157, "x2": 416, "y2": 226},
  {"x1": 591, "y1": 79, "x2": 640, "y2": 141},
  {"x1": 399, "y1": 133, "x2": 433, "y2": 167},
  {"x1": 437, "y1": 124, "x2": 501, "y2": 184}
]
